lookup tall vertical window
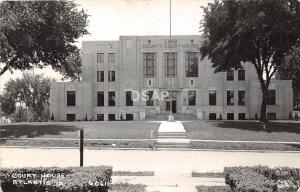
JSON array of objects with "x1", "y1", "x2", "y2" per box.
[
  {"x1": 108, "y1": 53, "x2": 116, "y2": 62},
  {"x1": 209, "y1": 90, "x2": 216, "y2": 106},
  {"x1": 108, "y1": 91, "x2": 115, "y2": 106},
  {"x1": 267, "y1": 90, "x2": 276, "y2": 105},
  {"x1": 238, "y1": 90, "x2": 246, "y2": 106},
  {"x1": 126, "y1": 91, "x2": 133, "y2": 106},
  {"x1": 227, "y1": 70, "x2": 234, "y2": 81},
  {"x1": 146, "y1": 91, "x2": 154, "y2": 106},
  {"x1": 97, "y1": 53, "x2": 104, "y2": 62},
  {"x1": 143, "y1": 53, "x2": 156, "y2": 77},
  {"x1": 97, "y1": 91, "x2": 104, "y2": 106},
  {"x1": 188, "y1": 91, "x2": 196, "y2": 106},
  {"x1": 108, "y1": 71, "x2": 115, "y2": 82},
  {"x1": 185, "y1": 52, "x2": 198, "y2": 77},
  {"x1": 164, "y1": 52, "x2": 177, "y2": 77},
  {"x1": 227, "y1": 90, "x2": 234, "y2": 106},
  {"x1": 238, "y1": 70, "x2": 245, "y2": 81},
  {"x1": 97, "y1": 71, "x2": 104, "y2": 82},
  {"x1": 67, "y1": 91, "x2": 76, "y2": 106}
]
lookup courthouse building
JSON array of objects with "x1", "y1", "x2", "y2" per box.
[{"x1": 50, "y1": 35, "x2": 293, "y2": 121}]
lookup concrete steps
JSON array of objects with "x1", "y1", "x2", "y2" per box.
[{"x1": 155, "y1": 124, "x2": 191, "y2": 149}]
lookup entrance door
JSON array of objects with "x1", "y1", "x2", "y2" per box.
[
  {"x1": 172, "y1": 100, "x2": 176, "y2": 113},
  {"x1": 166, "y1": 100, "x2": 176, "y2": 113}
]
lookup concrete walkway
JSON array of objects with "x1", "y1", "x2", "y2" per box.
[
  {"x1": 1, "y1": 148, "x2": 300, "y2": 192},
  {"x1": 158, "y1": 121, "x2": 186, "y2": 133},
  {"x1": 112, "y1": 176, "x2": 225, "y2": 192}
]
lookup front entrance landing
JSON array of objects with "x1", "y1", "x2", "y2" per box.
[{"x1": 156, "y1": 121, "x2": 191, "y2": 149}]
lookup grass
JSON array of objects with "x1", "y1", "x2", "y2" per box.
[
  {"x1": 192, "y1": 171, "x2": 224, "y2": 178},
  {"x1": 0, "y1": 121, "x2": 160, "y2": 139},
  {"x1": 184, "y1": 121, "x2": 300, "y2": 142},
  {"x1": 191, "y1": 141, "x2": 300, "y2": 151},
  {"x1": 113, "y1": 171, "x2": 154, "y2": 176},
  {"x1": 196, "y1": 185, "x2": 231, "y2": 192},
  {"x1": 109, "y1": 183, "x2": 146, "y2": 192},
  {"x1": 0, "y1": 121, "x2": 159, "y2": 148},
  {"x1": 0, "y1": 139, "x2": 155, "y2": 148}
]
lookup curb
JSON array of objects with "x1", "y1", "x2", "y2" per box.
[{"x1": 1, "y1": 146, "x2": 300, "y2": 153}]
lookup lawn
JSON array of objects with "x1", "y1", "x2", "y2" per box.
[
  {"x1": 184, "y1": 121, "x2": 300, "y2": 142},
  {"x1": 0, "y1": 121, "x2": 160, "y2": 148},
  {"x1": 0, "y1": 121, "x2": 160, "y2": 139}
]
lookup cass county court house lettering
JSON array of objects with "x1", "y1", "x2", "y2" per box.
[{"x1": 50, "y1": 35, "x2": 293, "y2": 121}]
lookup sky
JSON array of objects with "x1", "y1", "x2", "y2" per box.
[{"x1": 0, "y1": 0, "x2": 212, "y2": 94}]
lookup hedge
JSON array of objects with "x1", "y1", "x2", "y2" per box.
[
  {"x1": 0, "y1": 166, "x2": 112, "y2": 192},
  {"x1": 224, "y1": 166, "x2": 300, "y2": 192}
]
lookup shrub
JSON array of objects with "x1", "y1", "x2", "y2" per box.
[
  {"x1": 0, "y1": 166, "x2": 112, "y2": 192},
  {"x1": 50, "y1": 113, "x2": 54, "y2": 121},
  {"x1": 224, "y1": 166, "x2": 300, "y2": 192}
]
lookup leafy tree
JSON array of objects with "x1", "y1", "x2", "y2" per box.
[
  {"x1": 276, "y1": 45, "x2": 300, "y2": 109},
  {"x1": 0, "y1": 93, "x2": 16, "y2": 116},
  {"x1": 59, "y1": 48, "x2": 82, "y2": 81},
  {"x1": 200, "y1": 0, "x2": 300, "y2": 121},
  {"x1": 0, "y1": 1, "x2": 88, "y2": 79},
  {"x1": 3, "y1": 73, "x2": 51, "y2": 120}
]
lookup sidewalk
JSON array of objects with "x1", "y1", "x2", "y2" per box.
[
  {"x1": 112, "y1": 176, "x2": 225, "y2": 192},
  {"x1": 158, "y1": 121, "x2": 186, "y2": 133},
  {"x1": 2, "y1": 148, "x2": 300, "y2": 192}
]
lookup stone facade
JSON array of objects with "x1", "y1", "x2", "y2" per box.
[{"x1": 50, "y1": 35, "x2": 293, "y2": 121}]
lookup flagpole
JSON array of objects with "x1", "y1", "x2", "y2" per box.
[{"x1": 168, "y1": 0, "x2": 174, "y2": 121}]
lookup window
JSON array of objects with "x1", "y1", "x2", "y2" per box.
[
  {"x1": 185, "y1": 52, "x2": 198, "y2": 77},
  {"x1": 108, "y1": 53, "x2": 116, "y2": 62},
  {"x1": 238, "y1": 113, "x2": 246, "y2": 120},
  {"x1": 267, "y1": 90, "x2": 276, "y2": 105},
  {"x1": 146, "y1": 91, "x2": 154, "y2": 106},
  {"x1": 238, "y1": 90, "x2": 245, "y2": 106},
  {"x1": 143, "y1": 53, "x2": 156, "y2": 77},
  {"x1": 97, "y1": 91, "x2": 104, "y2": 106},
  {"x1": 209, "y1": 113, "x2": 217, "y2": 120},
  {"x1": 66, "y1": 114, "x2": 76, "y2": 121},
  {"x1": 97, "y1": 53, "x2": 104, "y2": 62},
  {"x1": 227, "y1": 90, "x2": 234, "y2": 106},
  {"x1": 164, "y1": 52, "x2": 177, "y2": 77},
  {"x1": 97, "y1": 114, "x2": 104, "y2": 121},
  {"x1": 227, "y1": 70, "x2": 234, "y2": 81},
  {"x1": 108, "y1": 71, "x2": 115, "y2": 82},
  {"x1": 108, "y1": 114, "x2": 115, "y2": 121},
  {"x1": 108, "y1": 91, "x2": 115, "y2": 106},
  {"x1": 97, "y1": 71, "x2": 104, "y2": 82},
  {"x1": 126, "y1": 91, "x2": 133, "y2": 106},
  {"x1": 267, "y1": 113, "x2": 276, "y2": 120},
  {"x1": 126, "y1": 114, "x2": 134, "y2": 120},
  {"x1": 67, "y1": 91, "x2": 76, "y2": 106},
  {"x1": 209, "y1": 90, "x2": 216, "y2": 106},
  {"x1": 238, "y1": 70, "x2": 245, "y2": 81},
  {"x1": 188, "y1": 91, "x2": 196, "y2": 106},
  {"x1": 227, "y1": 113, "x2": 234, "y2": 120}
]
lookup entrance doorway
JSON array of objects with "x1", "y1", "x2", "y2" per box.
[{"x1": 166, "y1": 100, "x2": 176, "y2": 113}]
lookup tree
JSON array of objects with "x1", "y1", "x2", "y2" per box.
[
  {"x1": 276, "y1": 45, "x2": 300, "y2": 109},
  {"x1": 200, "y1": 0, "x2": 300, "y2": 121},
  {"x1": 3, "y1": 73, "x2": 51, "y2": 120},
  {"x1": 59, "y1": 48, "x2": 82, "y2": 81},
  {"x1": 0, "y1": 1, "x2": 88, "y2": 79},
  {"x1": 0, "y1": 93, "x2": 16, "y2": 116}
]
